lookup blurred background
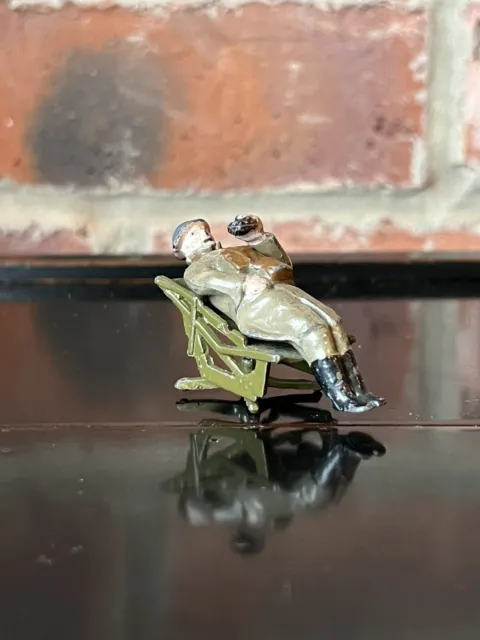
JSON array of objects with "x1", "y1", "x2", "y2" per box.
[{"x1": 0, "y1": 0, "x2": 479, "y2": 256}]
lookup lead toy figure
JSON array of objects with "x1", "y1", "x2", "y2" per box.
[{"x1": 155, "y1": 214, "x2": 385, "y2": 414}]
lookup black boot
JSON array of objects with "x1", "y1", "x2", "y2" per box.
[
  {"x1": 311, "y1": 356, "x2": 375, "y2": 413},
  {"x1": 341, "y1": 349, "x2": 385, "y2": 408}
]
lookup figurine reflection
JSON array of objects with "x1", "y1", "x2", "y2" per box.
[
  {"x1": 169, "y1": 214, "x2": 384, "y2": 413},
  {"x1": 164, "y1": 403, "x2": 386, "y2": 555}
]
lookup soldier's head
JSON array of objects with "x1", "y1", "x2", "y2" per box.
[{"x1": 172, "y1": 219, "x2": 218, "y2": 263}]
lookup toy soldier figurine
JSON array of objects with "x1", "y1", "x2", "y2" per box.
[{"x1": 171, "y1": 214, "x2": 385, "y2": 413}]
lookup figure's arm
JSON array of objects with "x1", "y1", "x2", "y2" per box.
[
  {"x1": 249, "y1": 232, "x2": 292, "y2": 267},
  {"x1": 227, "y1": 214, "x2": 292, "y2": 266},
  {"x1": 184, "y1": 262, "x2": 246, "y2": 298},
  {"x1": 185, "y1": 261, "x2": 272, "y2": 300}
]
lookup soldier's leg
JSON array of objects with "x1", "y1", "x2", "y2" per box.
[
  {"x1": 295, "y1": 322, "x2": 338, "y2": 362},
  {"x1": 236, "y1": 294, "x2": 369, "y2": 413},
  {"x1": 281, "y1": 285, "x2": 350, "y2": 354},
  {"x1": 340, "y1": 349, "x2": 385, "y2": 407},
  {"x1": 279, "y1": 286, "x2": 385, "y2": 409},
  {"x1": 236, "y1": 293, "x2": 337, "y2": 363}
]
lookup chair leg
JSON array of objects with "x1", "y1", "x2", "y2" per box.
[
  {"x1": 245, "y1": 399, "x2": 260, "y2": 413},
  {"x1": 175, "y1": 377, "x2": 219, "y2": 391}
]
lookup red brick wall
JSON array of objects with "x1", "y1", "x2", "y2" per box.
[{"x1": 0, "y1": 0, "x2": 479, "y2": 255}]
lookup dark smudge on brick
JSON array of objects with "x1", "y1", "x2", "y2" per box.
[{"x1": 28, "y1": 45, "x2": 165, "y2": 188}]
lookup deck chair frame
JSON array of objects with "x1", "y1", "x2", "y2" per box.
[{"x1": 155, "y1": 276, "x2": 319, "y2": 412}]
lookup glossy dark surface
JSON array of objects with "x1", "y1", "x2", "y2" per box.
[
  {"x1": 0, "y1": 293, "x2": 479, "y2": 424},
  {"x1": 1, "y1": 424, "x2": 480, "y2": 640},
  {"x1": 2, "y1": 259, "x2": 480, "y2": 639}
]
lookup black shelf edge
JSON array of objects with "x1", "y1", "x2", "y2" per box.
[{"x1": 0, "y1": 259, "x2": 478, "y2": 300}]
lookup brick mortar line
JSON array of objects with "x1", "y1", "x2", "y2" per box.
[
  {"x1": 1, "y1": 175, "x2": 480, "y2": 247},
  {"x1": 427, "y1": 0, "x2": 471, "y2": 181},
  {"x1": 7, "y1": 0, "x2": 431, "y2": 11}
]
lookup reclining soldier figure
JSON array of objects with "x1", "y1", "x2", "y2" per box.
[{"x1": 171, "y1": 214, "x2": 385, "y2": 413}]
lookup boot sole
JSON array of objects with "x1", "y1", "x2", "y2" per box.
[{"x1": 333, "y1": 401, "x2": 380, "y2": 413}]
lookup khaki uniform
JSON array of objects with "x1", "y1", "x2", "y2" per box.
[{"x1": 183, "y1": 233, "x2": 350, "y2": 364}]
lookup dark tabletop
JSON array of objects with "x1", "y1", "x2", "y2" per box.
[
  {"x1": 1, "y1": 425, "x2": 480, "y2": 640},
  {"x1": 1, "y1": 256, "x2": 480, "y2": 639}
]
